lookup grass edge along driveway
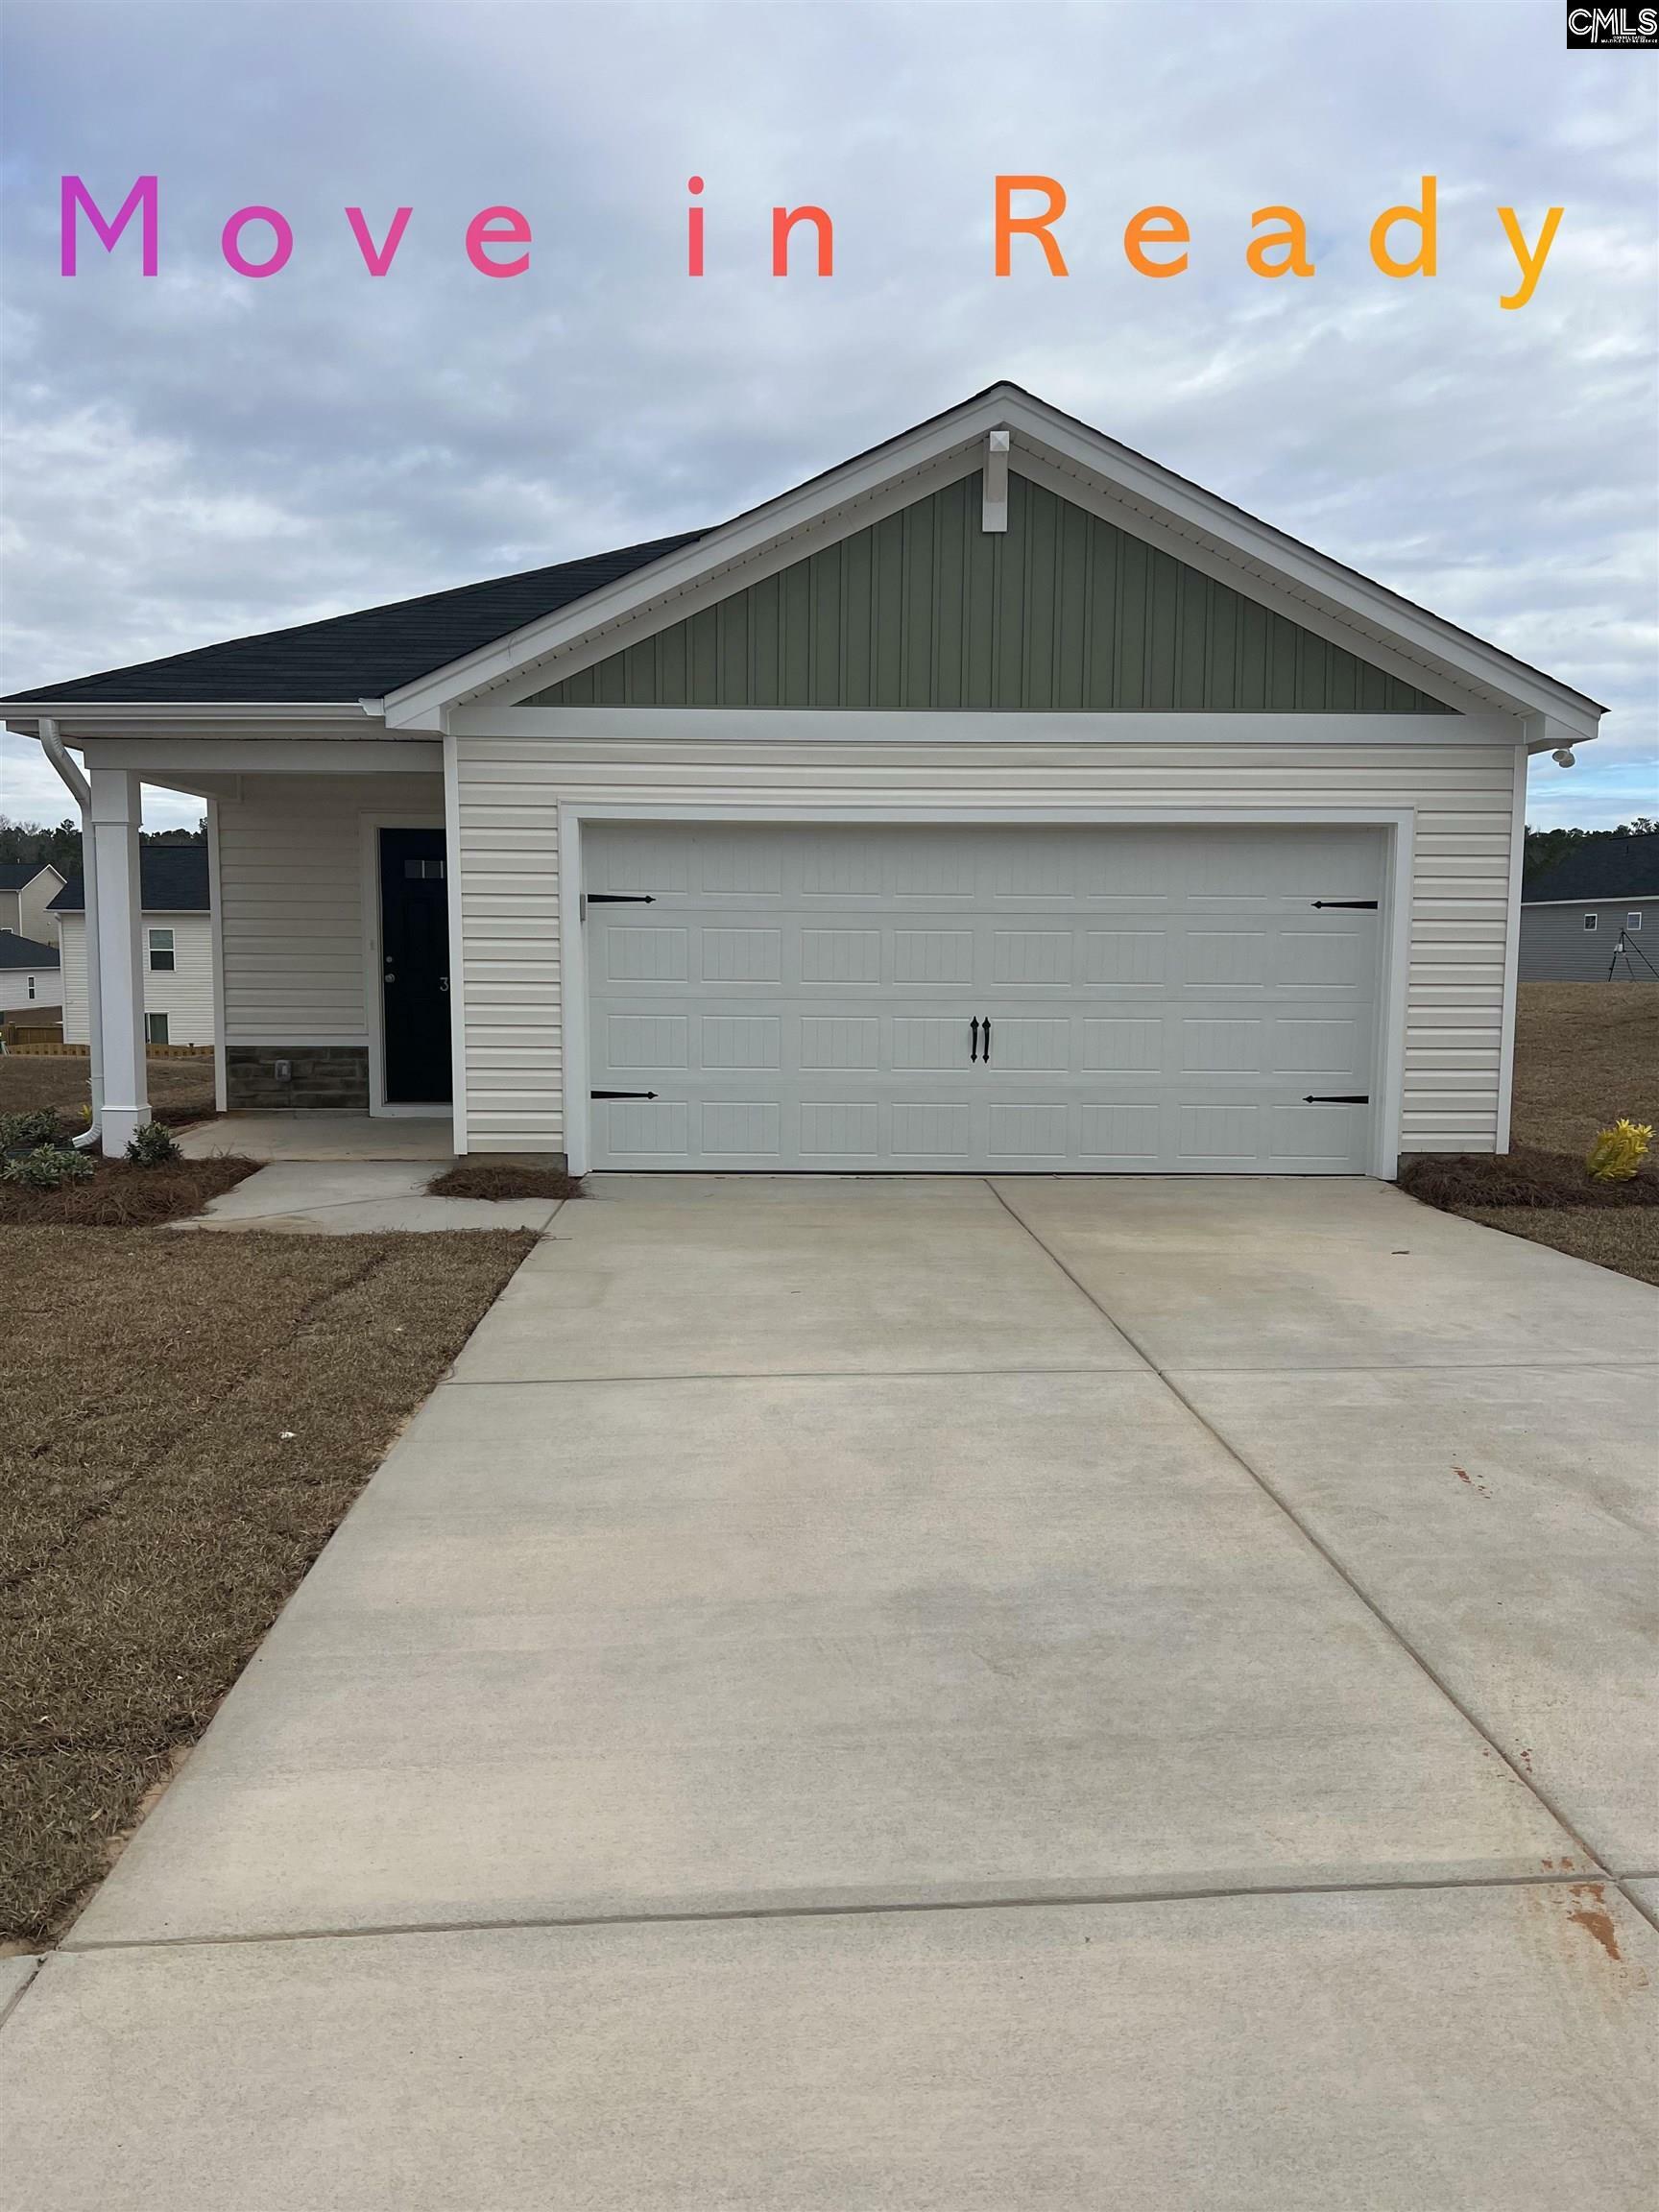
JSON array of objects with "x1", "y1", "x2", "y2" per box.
[{"x1": 1, "y1": 1225, "x2": 535, "y2": 1947}]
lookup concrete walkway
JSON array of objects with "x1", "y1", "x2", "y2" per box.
[
  {"x1": 175, "y1": 1158, "x2": 562, "y2": 1234},
  {"x1": 3, "y1": 1177, "x2": 1655, "y2": 2206}
]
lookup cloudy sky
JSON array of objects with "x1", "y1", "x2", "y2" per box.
[{"x1": 1, "y1": 0, "x2": 1654, "y2": 830}]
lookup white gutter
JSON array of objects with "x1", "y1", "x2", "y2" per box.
[{"x1": 36, "y1": 720, "x2": 103, "y2": 1147}]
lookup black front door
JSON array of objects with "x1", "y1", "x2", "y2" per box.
[{"x1": 379, "y1": 828, "x2": 452, "y2": 1103}]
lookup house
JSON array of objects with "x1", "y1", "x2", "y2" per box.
[
  {"x1": 49, "y1": 845, "x2": 214, "y2": 1049},
  {"x1": 0, "y1": 383, "x2": 1605, "y2": 1166},
  {"x1": 0, "y1": 860, "x2": 66, "y2": 945},
  {"x1": 0, "y1": 928, "x2": 60, "y2": 1022},
  {"x1": 1520, "y1": 832, "x2": 1659, "y2": 981}
]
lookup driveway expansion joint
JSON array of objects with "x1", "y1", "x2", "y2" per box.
[
  {"x1": 983, "y1": 1180, "x2": 1614, "y2": 1875},
  {"x1": 54, "y1": 1866, "x2": 1627, "y2": 1959}
]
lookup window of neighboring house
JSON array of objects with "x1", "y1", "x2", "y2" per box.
[
  {"x1": 145, "y1": 1012, "x2": 169, "y2": 1046},
  {"x1": 1583, "y1": 912, "x2": 1599, "y2": 931},
  {"x1": 1627, "y1": 911, "x2": 1644, "y2": 930},
  {"x1": 147, "y1": 926, "x2": 176, "y2": 973},
  {"x1": 27, "y1": 975, "x2": 36, "y2": 1000}
]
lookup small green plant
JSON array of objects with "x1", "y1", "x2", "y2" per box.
[
  {"x1": 126, "y1": 1120, "x2": 182, "y2": 1167},
  {"x1": 2, "y1": 1143, "x2": 95, "y2": 1190},
  {"x1": 1586, "y1": 1118, "x2": 1654, "y2": 1183},
  {"x1": 0, "y1": 1109, "x2": 61, "y2": 1151}
]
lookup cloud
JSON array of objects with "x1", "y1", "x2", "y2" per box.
[{"x1": 1, "y1": 0, "x2": 1653, "y2": 834}]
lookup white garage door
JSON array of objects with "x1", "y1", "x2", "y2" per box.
[{"x1": 583, "y1": 823, "x2": 1383, "y2": 1172}]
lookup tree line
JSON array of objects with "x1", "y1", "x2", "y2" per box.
[{"x1": 0, "y1": 817, "x2": 204, "y2": 878}]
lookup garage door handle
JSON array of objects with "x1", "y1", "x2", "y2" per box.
[
  {"x1": 591, "y1": 1090, "x2": 658, "y2": 1099},
  {"x1": 1304, "y1": 1094, "x2": 1370, "y2": 1104},
  {"x1": 982, "y1": 1016, "x2": 992, "y2": 1064},
  {"x1": 1310, "y1": 900, "x2": 1379, "y2": 909},
  {"x1": 970, "y1": 1017, "x2": 981, "y2": 1063}
]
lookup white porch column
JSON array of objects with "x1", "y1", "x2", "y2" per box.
[{"x1": 87, "y1": 767, "x2": 149, "y2": 1152}]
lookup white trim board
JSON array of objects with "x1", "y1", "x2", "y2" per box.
[
  {"x1": 556, "y1": 801, "x2": 1415, "y2": 1184},
  {"x1": 453, "y1": 707, "x2": 1516, "y2": 747}
]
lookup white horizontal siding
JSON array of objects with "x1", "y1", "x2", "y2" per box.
[
  {"x1": 57, "y1": 912, "x2": 214, "y2": 1046},
  {"x1": 453, "y1": 734, "x2": 1521, "y2": 1157},
  {"x1": 215, "y1": 776, "x2": 442, "y2": 1046}
]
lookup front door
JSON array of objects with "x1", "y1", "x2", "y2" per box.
[{"x1": 379, "y1": 828, "x2": 452, "y2": 1103}]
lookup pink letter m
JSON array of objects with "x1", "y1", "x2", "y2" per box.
[{"x1": 61, "y1": 176, "x2": 158, "y2": 276}]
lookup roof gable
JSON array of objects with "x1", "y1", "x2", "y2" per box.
[
  {"x1": 530, "y1": 470, "x2": 1449, "y2": 715},
  {"x1": 0, "y1": 862, "x2": 62, "y2": 892},
  {"x1": 392, "y1": 384, "x2": 1604, "y2": 733}
]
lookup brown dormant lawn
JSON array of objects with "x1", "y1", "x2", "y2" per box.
[
  {"x1": 0, "y1": 1049, "x2": 215, "y2": 1132},
  {"x1": 0, "y1": 1223, "x2": 534, "y2": 1946}
]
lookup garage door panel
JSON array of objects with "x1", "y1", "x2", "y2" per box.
[
  {"x1": 800, "y1": 1017, "x2": 880, "y2": 1070},
  {"x1": 585, "y1": 825, "x2": 1382, "y2": 1172},
  {"x1": 607, "y1": 1014, "x2": 688, "y2": 1069},
  {"x1": 802, "y1": 929, "x2": 880, "y2": 985},
  {"x1": 603, "y1": 924, "x2": 689, "y2": 983},
  {"x1": 698, "y1": 1015, "x2": 781, "y2": 1070},
  {"x1": 1082, "y1": 1017, "x2": 1164, "y2": 1072},
  {"x1": 800, "y1": 1102, "x2": 880, "y2": 1158}
]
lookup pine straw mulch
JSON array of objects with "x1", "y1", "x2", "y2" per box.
[
  {"x1": 0, "y1": 1223, "x2": 535, "y2": 1947},
  {"x1": 427, "y1": 1160, "x2": 583, "y2": 1201},
  {"x1": 0, "y1": 1155, "x2": 260, "y2": 1229},
  {"x1": 1398, "y1": 1145, "x2": 1659, "y2": 1212}
]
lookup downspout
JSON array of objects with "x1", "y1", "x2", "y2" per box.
[{"x1": 36, "y1": 719, "x2": 104, "y2": 1148}]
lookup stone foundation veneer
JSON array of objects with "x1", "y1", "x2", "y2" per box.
[{"x1": 226, "y1": 1046, "x2": 371, "y2": 1111}]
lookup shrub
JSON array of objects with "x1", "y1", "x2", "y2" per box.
[
  {"x1": 0, "y1": 1110, "x2": 61, "y2": 1152},
  {"x1": 126, "y1": 1120, "x2": 182, "y2": 1167},
  {"x1": 1586, "y1": 1118, "x2": 1654, "y2": 1184},
  {"x1": 1, "y1": 1144, "x2": 95, "y2": 1191}
]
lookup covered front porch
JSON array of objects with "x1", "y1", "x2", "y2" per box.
[{"x1": 30, "y1": 730, "x2": 467, "y2": 1155}]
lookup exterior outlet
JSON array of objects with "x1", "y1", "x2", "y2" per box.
[{"x1": 274, "y1": 1058, "x2": 292, "y2": 1082}]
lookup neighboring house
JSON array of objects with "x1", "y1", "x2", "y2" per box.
[
  {"x1": 1520, "y1": 833, "x2": 1659, "y2": 982},
  {"x1": 0, "y1": 860, "x2": 67, "y2": 946},
  {"x1": 0, "y1": 383, "x2": 1605, "y2": 1167},
  {"x1": 50, "y1": 845, "x2": 214, "y2": 1048},
  {"x1": 0, "y1": 928, "x2": 60, "y2": 1021}
]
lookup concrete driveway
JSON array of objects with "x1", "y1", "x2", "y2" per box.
[{"x1": 3, "y1": 1176, "x2": 1655, "y2": 2207}]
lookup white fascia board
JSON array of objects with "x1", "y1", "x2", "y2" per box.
[
  {"x1": 4, "y1": 702, "x2": 379, "y2": 740},
  {"x1": 75, "y1": 736, "x2": 441, "y2": 776},
  {"x1": 453, "y1": 705, "x2": 1520, "y2": 747},
  {"x1": 386, "y1": 381, "x2": 1603, "y2": 738}
]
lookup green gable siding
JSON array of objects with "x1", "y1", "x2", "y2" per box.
[{"x1": 529, "y1": 472, "x2": 1451, "y2": 713}]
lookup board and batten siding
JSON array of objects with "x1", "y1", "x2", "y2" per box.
[
  {"x1": 530, "y1": 474, "x2": 1451, "y2": 717},
  {"x1": 452, "y1": 734, "x2": 1520, "y2": 1157},
  {"x1": 215, "y1": 775, "x2": 442, "y2": 1046},
  {"x1": 59, "y1": 910, "x2": 215, "y2": 1046}
]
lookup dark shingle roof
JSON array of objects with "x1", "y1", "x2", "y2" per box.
[
  {"x1": 50, "y1": 845, "x2": 210, "y2": 914},
  {"x1": 1, "y1": 533, "x2": 706, "y2": 707},
  {"x1": 1524, "y1": 832, "x2": 1659, "y2": 903},
  {"x1": 0, "y1": 861, "x2": 60, "y2": 891},
  {"x1": 0, "y1": 929, "x2": 59, "y2": 970}
]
